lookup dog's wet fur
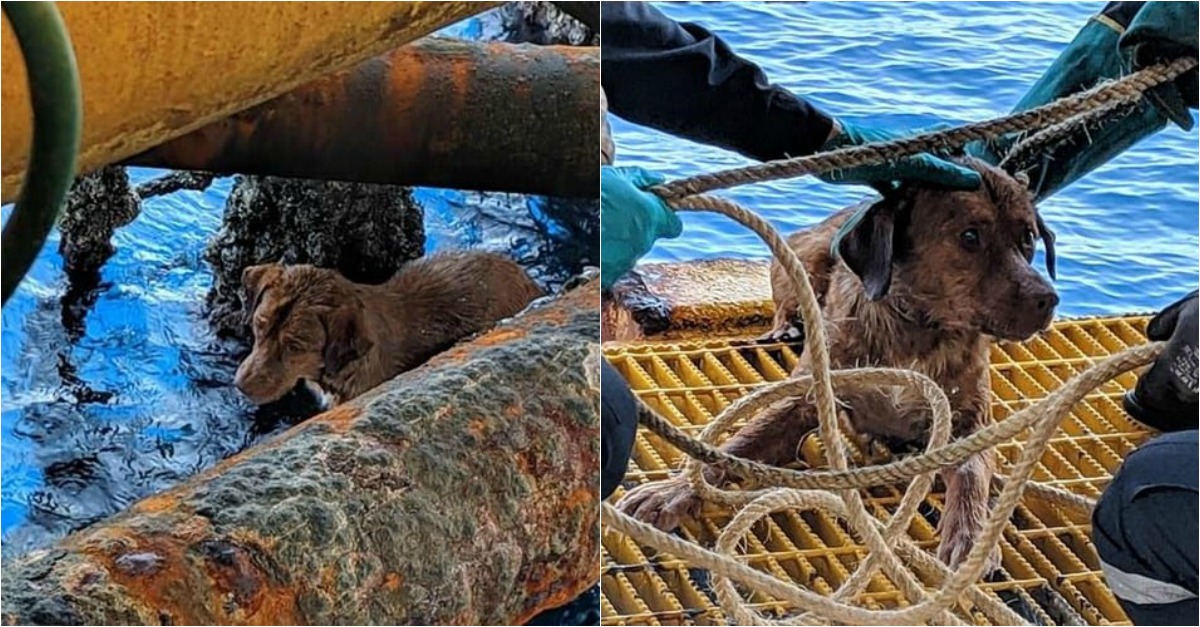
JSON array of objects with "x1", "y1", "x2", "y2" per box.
[
  {"x1": 617, "y1": 157, "x2": 1058, "y2": 570},
  {"x1": 234, "y1": 251, "x2": 542, "y2": 405}
]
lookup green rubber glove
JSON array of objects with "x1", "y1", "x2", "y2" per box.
[
  {"x1": 600, "y1": 166, "x2": 683, "y2": 289},
  {"x1": 818, "y1": 120, "x2": 982, "y2": 191},
  {"x1": 967, "y1": 2, "x2": 1197, "y2": 202}
]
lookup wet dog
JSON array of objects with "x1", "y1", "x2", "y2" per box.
[
  {"x1": 617, "y1": 157, "x2": 1058, "y2": 569},
  {"x1": 234, "y1": 251, "x2": 542, "y2": 405}
]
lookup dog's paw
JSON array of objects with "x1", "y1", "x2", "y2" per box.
[
  {"x1": 562, "y1": 266, "x2": 600, "y2": 291},
  {"x1": 615, "y1": 477, "x2": 703, "y2": 532},
  {"x1": 303, "y1": 379, "x2": 337, "y2": 410},
  {"x1": 937, "y1": 519, "x2": 1001, "y2": 574},
  {"x1": 521, "y1": 294, "x2": 558, "y2": 314}
]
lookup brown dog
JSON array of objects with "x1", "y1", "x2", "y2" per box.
[
  {"x1": 617, "y1": 157, "x2": 1058, "y2": 569},
  {"x1": 234, "y1": 251, "x2": 542, "y2": 405}
]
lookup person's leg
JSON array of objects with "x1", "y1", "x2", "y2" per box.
[
  {"x1": 601, "y1": 359, "x2": 639, "y2": 500},
  {"x1": 1093, "y1": 430, "x2": 1199, "y2": 625}
]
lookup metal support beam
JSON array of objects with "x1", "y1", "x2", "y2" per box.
[{"x1": 127, "y1": 39, "x2": 600, "y2": 197}]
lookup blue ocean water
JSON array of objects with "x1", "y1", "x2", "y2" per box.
[{"x1": 612, "y1": 1, "x2": 1199, "y2": 316}]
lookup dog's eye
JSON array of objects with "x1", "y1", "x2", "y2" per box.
[
  {"x1": 1022, "y1": 227, "x2": 1035, "y2": 249},
  {"x1": 960, "y1": 228, "x2": 981, "y2": 251}
]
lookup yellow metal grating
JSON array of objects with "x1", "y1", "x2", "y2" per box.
[{"x1": 601, "y1": 315, "x2": 1155, "y2": 626}]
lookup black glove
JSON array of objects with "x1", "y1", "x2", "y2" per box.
[{"x1": 1124, "y1": 290, "x2": 1199, "y2": 432}]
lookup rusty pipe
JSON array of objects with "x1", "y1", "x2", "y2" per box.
[
  {"x1": 1, "y1": 284, "x2": 600, "y2": 626},
  {"x1": 127, "y1": 38, "x2": 600, "y2": 197},
  {"x1": 2, "y1": 2, "x2": 501, "y2": 202}
]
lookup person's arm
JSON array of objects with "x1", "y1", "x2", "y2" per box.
[
  {"x1": 969, "y1": 1, "x2": 1198, "y2": 201},
  {"x1": 601, "y1": 1, "x2": 833, "y2": 162},
  {"x1": 600, "y1": 2, "x2": 980, "y2": 191}
]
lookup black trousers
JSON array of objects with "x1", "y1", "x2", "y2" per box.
[
  {"x1": 600, "y1": 360, "x2": 639, "y2": 500},
  {"x1": 1093, "y1": 430, "x2": 1199, "y2": 625}
]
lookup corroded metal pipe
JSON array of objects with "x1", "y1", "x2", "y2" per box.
[
  {"x1": 1, "y1": 2, "x2": 499, "y2": 202},
  {"x1": 1, "y1": 285, "x2": 600, "y2": 626},
  {"x1": 127, "y1": 39, "x2": 600, "y2": 197}
]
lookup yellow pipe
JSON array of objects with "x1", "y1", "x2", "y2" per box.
[{"x1": 1, "y1": 1, "x2": 499, "y2": 202}]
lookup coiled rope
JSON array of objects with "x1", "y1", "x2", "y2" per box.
[{"x1": 602, "y1": 57, "x2": 1194, "y2": 626}]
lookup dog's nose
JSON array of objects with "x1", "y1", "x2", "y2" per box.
[
  {"x1": 233, "y1": 362, "x2": 252, "y2": 394},
  {"x1": 234, "y1": 371, "x2": 248, "y2": 394},
  {"x1": 1032, "y1": 288, "x2": 1060, "y2": 313}
]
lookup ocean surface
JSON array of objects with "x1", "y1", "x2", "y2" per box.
[
  {"x1": 1, "y1": 1, "x2": 1197, "y2": 622},
  {"x1": 613, "y1": 1, "x2": 1199, "y2": 316}
]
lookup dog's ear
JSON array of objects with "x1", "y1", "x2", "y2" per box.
[
  {"x1": 242, "y1": 264, "x2": 282, "y2": 310},
  {"x1": 1035, "y1": 212, "x2": 1057, "y2": 281},
  {"x1": 322, "y1": 306, "x2": 374, "y2": 373},
  {"x1": 832, "y1": 194, "x2": 905, "y2": 301},
  {"x1": 1005, "y1": 166, "x2": 1058, "y2": 281}
]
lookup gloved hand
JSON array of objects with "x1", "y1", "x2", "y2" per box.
[
  {"x1": 967, "y1": 2, "x2": 1197, "y2": 202},
  {"x1": 1124, "y1": 290, "x2": 1198, "y2": 432},
  {"x1": 818, "y1": 119, "x2": 982, "y2": 191},
  {"x1": 600, "y1": 165, "x2": 682, "y2": 289}
]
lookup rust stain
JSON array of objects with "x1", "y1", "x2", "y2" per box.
[
  {"x1": 514, "y1": 450, "x2": 534, "y2": 476},
  {"x1": 227, "y1": 528, "x2": 279, "y2": 554},
  {"x1": 435, "y1": 44, "x2": 475, "y2": 156},
  {"x1": 466, "y1": 418, "x2": 488, "y2": 441},
  {"x1": 472, "y1": 327, "x2": 527, "y2": 347},
  {"x1": 85, "y1": 532, "x2": 202, "y2": 624},
  {"x1": 62, "y1": 562, "x2": 107, "y2": 596},
  {"x1": 514, "y1": 567, "x2": 597, "y2": 626},
  {"x1": 199, "y1": 539, "x2": 300, "y2": 625},
  {"x1": 320, "y1": 565, "x2": 337, "y2": 591},
  {"x1": 314, "y1": 404, "x2": 364, "y2": 434},
  {"x1": 72, "y1": 520, "x2": 302, "y2": 626},
  {"x1": 384, "y1": 44, "x2": 428, "y2": 133},
  {"x1": 174, "y1": 515, "x2": 213, "y2": 544},
  {"x1": 508, "y1": 48, "x2": 533, "y2": 103},
  {"x1": 130, "y1": 492, "x2": 179, "y2": 515},
  {"x1": 561, "y1": 485, "x2": 596, "y2": 512}
]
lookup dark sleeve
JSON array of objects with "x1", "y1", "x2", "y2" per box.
[
  {"x1": 600, "y1": 1, "x2": 835, "y2": 162},
  {"x1": 600, "y1": 360, "x2": 638, "y2": 500}
]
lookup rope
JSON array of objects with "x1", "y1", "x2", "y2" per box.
[
  {"x1": 648, "y1": 56, "x2": 1196, "y2": 201},
  {"x1": 604, "y1": 57, "x2": 1189, "y2": 625},
  {"x1": 1, "y1": 1, "x2": 83, "y2": 306}
]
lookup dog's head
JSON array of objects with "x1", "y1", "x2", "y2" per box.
[
  {"x1": 233, "y1": 263, "x2": 373, "y2": 405},
  {"x1": 835, "y1": 157, "x2": 1059, "y2": 341}
]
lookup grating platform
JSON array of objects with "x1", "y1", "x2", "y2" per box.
[{"x1": 601, "y1": 315, "x2": 1155, "y2": 626}]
